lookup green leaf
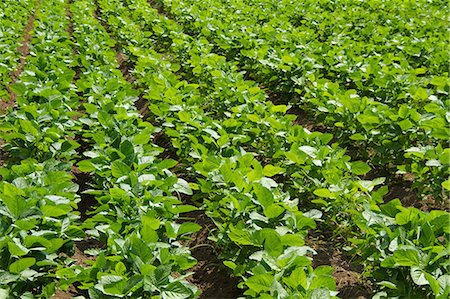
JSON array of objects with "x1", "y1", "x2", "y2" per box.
[
  {"x1": 260, "y1": 229, "x2": 283, "y2": 257},
  {"x1": 442, "y1": 180, "x2": 450, "y2": 191},
  {"x1": 111, "y1": 161, "x2": 132, "y2": 178},
  {"x1": 440, "y1": 149, "x2": 450, "y2": 165},
  {"x1": 357, "y1": 114, "x2": 379, "y2": 124},
  {"x1": 148, "y1": 265, "x2": 171, "y2": 287},
  {"x1": 396, "y1": 208, "x2": 419, "y2": 225},
  {"x1": 262, "y1": 165, "x2": 284, "y2": 177},
  {"x1": 223, "y1": 260, "x2": 236, "y2": 271},
  {"x1": 120, "y1": 140, "x2": 134, "y2": 157},
  {"x1": 283, "y1": 267, "x2": 307, "y2": 289},
  {"x1": 178, "y1": 111, "x2": 191, "y2": 123},
  {"x1": 133, "y1": 132, "x2": 151, "y2": 145},
  {"x1": 41, "y1": 205, "x2": 72, "y2": 217},
  {"x1": 398, "y1": 119, "x2": 413, "y2": 131},
  {"x1": 313, "y1": 188, "x2": 335, "y2": 199},
  {"x1": 270, "y1": 105, "x2": 287, "y2": 113},
  {"x1": 350, "y1": 161, "x2": 371, "y2": 175},
  {"x1": 19, "y1": 119, "x2": 38, "y2": 136},
  {"x1": 410, "y1": 267, "x2": 428, "y2": 286},
  {"x1": 162, "y1": 281, "x2": 193, "y2": 299},
  {"x1": 253, "y1": 184, "x2": 274, "y2": 208},
  {"x1": 424, "y1": 273, "x2": 440, "y2": 295},
  {"x1": 77, "y1": 160, "x2": 96, "y2": 172},
  {"x1": 174, "y1": 178, "x2": 193, "y2": 195},
  {"x1": 264, "y1": 204, "x2": 285, "y2": 219},
  {"x1": 177, "y1": 222, "x2": 201, "y2": 236},
  {"x1": 245, "y1": 273, "x2": 273, "y2": 293},
  {"x1": 142, "y1": 216, "x2": 160, "y2": 230},
  {"x1": 350, "y1": 133, "x2": 366, "y2": 141},
  {"x1": 9, "y1": 257, "x2": 36, "y2": 274},
  {"x1": 393, "y1": 249, "x2": 419, "y2": 266},
  {"x1": 228, "y1": 225, "x2": 253, "y2": 245},
  {"x1": 8, "y1": 241, "x2": 28, "y2": 256},
  {"x1": 419, "y1": 222, "x2": 434, "y2": 247},
  {"x1": 99, "y1": 275, "x2": 125, "y2": 295}
]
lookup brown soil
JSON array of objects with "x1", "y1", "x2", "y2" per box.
[
  {"x1": 71, "y1": 166, "x2": 98, "y2": 221},
  {"x1": 6, "y1": 0, "x2": 41, "y2": 107},
  {"x1": 148, "y1": 0, "x2": 170, "y2": 18},
  {"x1": 365, "y1": 168, "x2": 449, "y2": 211},
  {"x1": 50, "y1": 285, "x2": 77, "y2": 299},
  {"x1": 182, "y1": 211, "x2": 243, "y2": 299},
  {"x1": 307, "y1": 235, "x2": 373, "y2": 299},
  {"x1": 53, "y1": 240, "x2": 102, "y2": 298},
  {"x1": 116, "y1": 50, "x2": 137, "y2": 83},
  {"x1": 287, "y1": 105, "x2": 328, "y2": 132}
]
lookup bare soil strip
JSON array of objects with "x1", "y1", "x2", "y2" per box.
[
  {"x1": 182, "y1": 211, "x2": 243, "y2": 299},
  {"x1": 63, "y1": 3, "x2": 105, "y2": 295},
  {"x1": 307, "y1": 223, "x2": 373, "y2": 299},
  {"x1": 6, "y1": 0, "x2": 42, "y2": 108}
]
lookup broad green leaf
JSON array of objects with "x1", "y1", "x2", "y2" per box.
[
  {"x1": 262, "y1": 165, "x2": 284, "y2": 177},
  {"x1": 396, "y1": 208, "x2": 419, "y2": 225},
  {"x1": 398, "y1": 119, "x2": 413, "y2": 131},
  {"x1": 245, "y1": 273, "x2": 273, "y2": 293},
  {"x1": 264, "y1": 204, "x2": 284, "y2": 219},
  {"x1": 259, "y1": 229, "x2": 283, "y2": 257},
  {"x1": 162, "y1": 282, "x2": 192, "y2": 299},
  {"x1": 228, "y1": 225, "x2": 253, "y2": 245},
  {"x1": 357, "y1": 114, "x2": 379, "y2": 124},
  {"x1": 9, "y1": 257, "x2": 36, "y2": 274},
  {"x1": 442, "y1": 180, "x2": 450, "y2": 191},
  {"x1": 120, "y1": 140, "x2": 134, "y2": 157},
  {"x1": 350, "y1": 161, "x2": 371, "y2": 175},
  {"x1": 148, "y1": 265, "x2": 171, "y2": 287},
  {"x1": 78, "y1": 160, "x2": 96, "y2": 172},
  {"x1": 350, "y1": 133, "x2": 366, "y2": 141},
  {"x1": 8, "y1": 241, "x2": 28, "y2": 256},
  {"x1": 424, "y1": 273, "x2": 440, "y2": 295},
  {"x1": 253, "y1": 184, "x2": 274, "y2": 208},
  {"x1": 410, "y1": 267, "x2": 428, "y2": 286},
  {"x1": 41, "y1": 205, "x2": 72, "y2": 217},
  {"x1": 111, "y1": 161, "x2": 132, "y2": 178},
  {"x1": 174, "y1": 178, "x2": 193, "y2": 195},
  {"x1": 313, "y1": 188, "x2": 335, "y2": 199},
  {"x1": 177, "y1": 222, "x2": 201, "y2": 236},
  {"x1": 393, "y1": 249, "x2": 419, "y2": 266},
  {"x1": 419, "y1": 222, "x2": 434, "y2": 247}
]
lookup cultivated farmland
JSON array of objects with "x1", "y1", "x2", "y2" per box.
[{"x1": 0, "y1": 0, "x2": 448, "y2": 298}]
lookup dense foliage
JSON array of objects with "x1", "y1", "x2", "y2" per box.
[{"x1": 0, "y1": 0, "x2": 448, "y2": 298}]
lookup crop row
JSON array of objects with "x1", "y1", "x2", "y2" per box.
[
  {"x1": 1, "y1": 0, "x2": 85, "y2": 296},
  {"x1": 155, "y1": 0, "x2": 450, "y2": 201},
  {"x1": 0, "y1": 0, "x2": 37, "y2": 102}
]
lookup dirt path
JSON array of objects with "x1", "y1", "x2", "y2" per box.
[{"x1": 181, "y1": 211, "x2": 243, "y2": 298}]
